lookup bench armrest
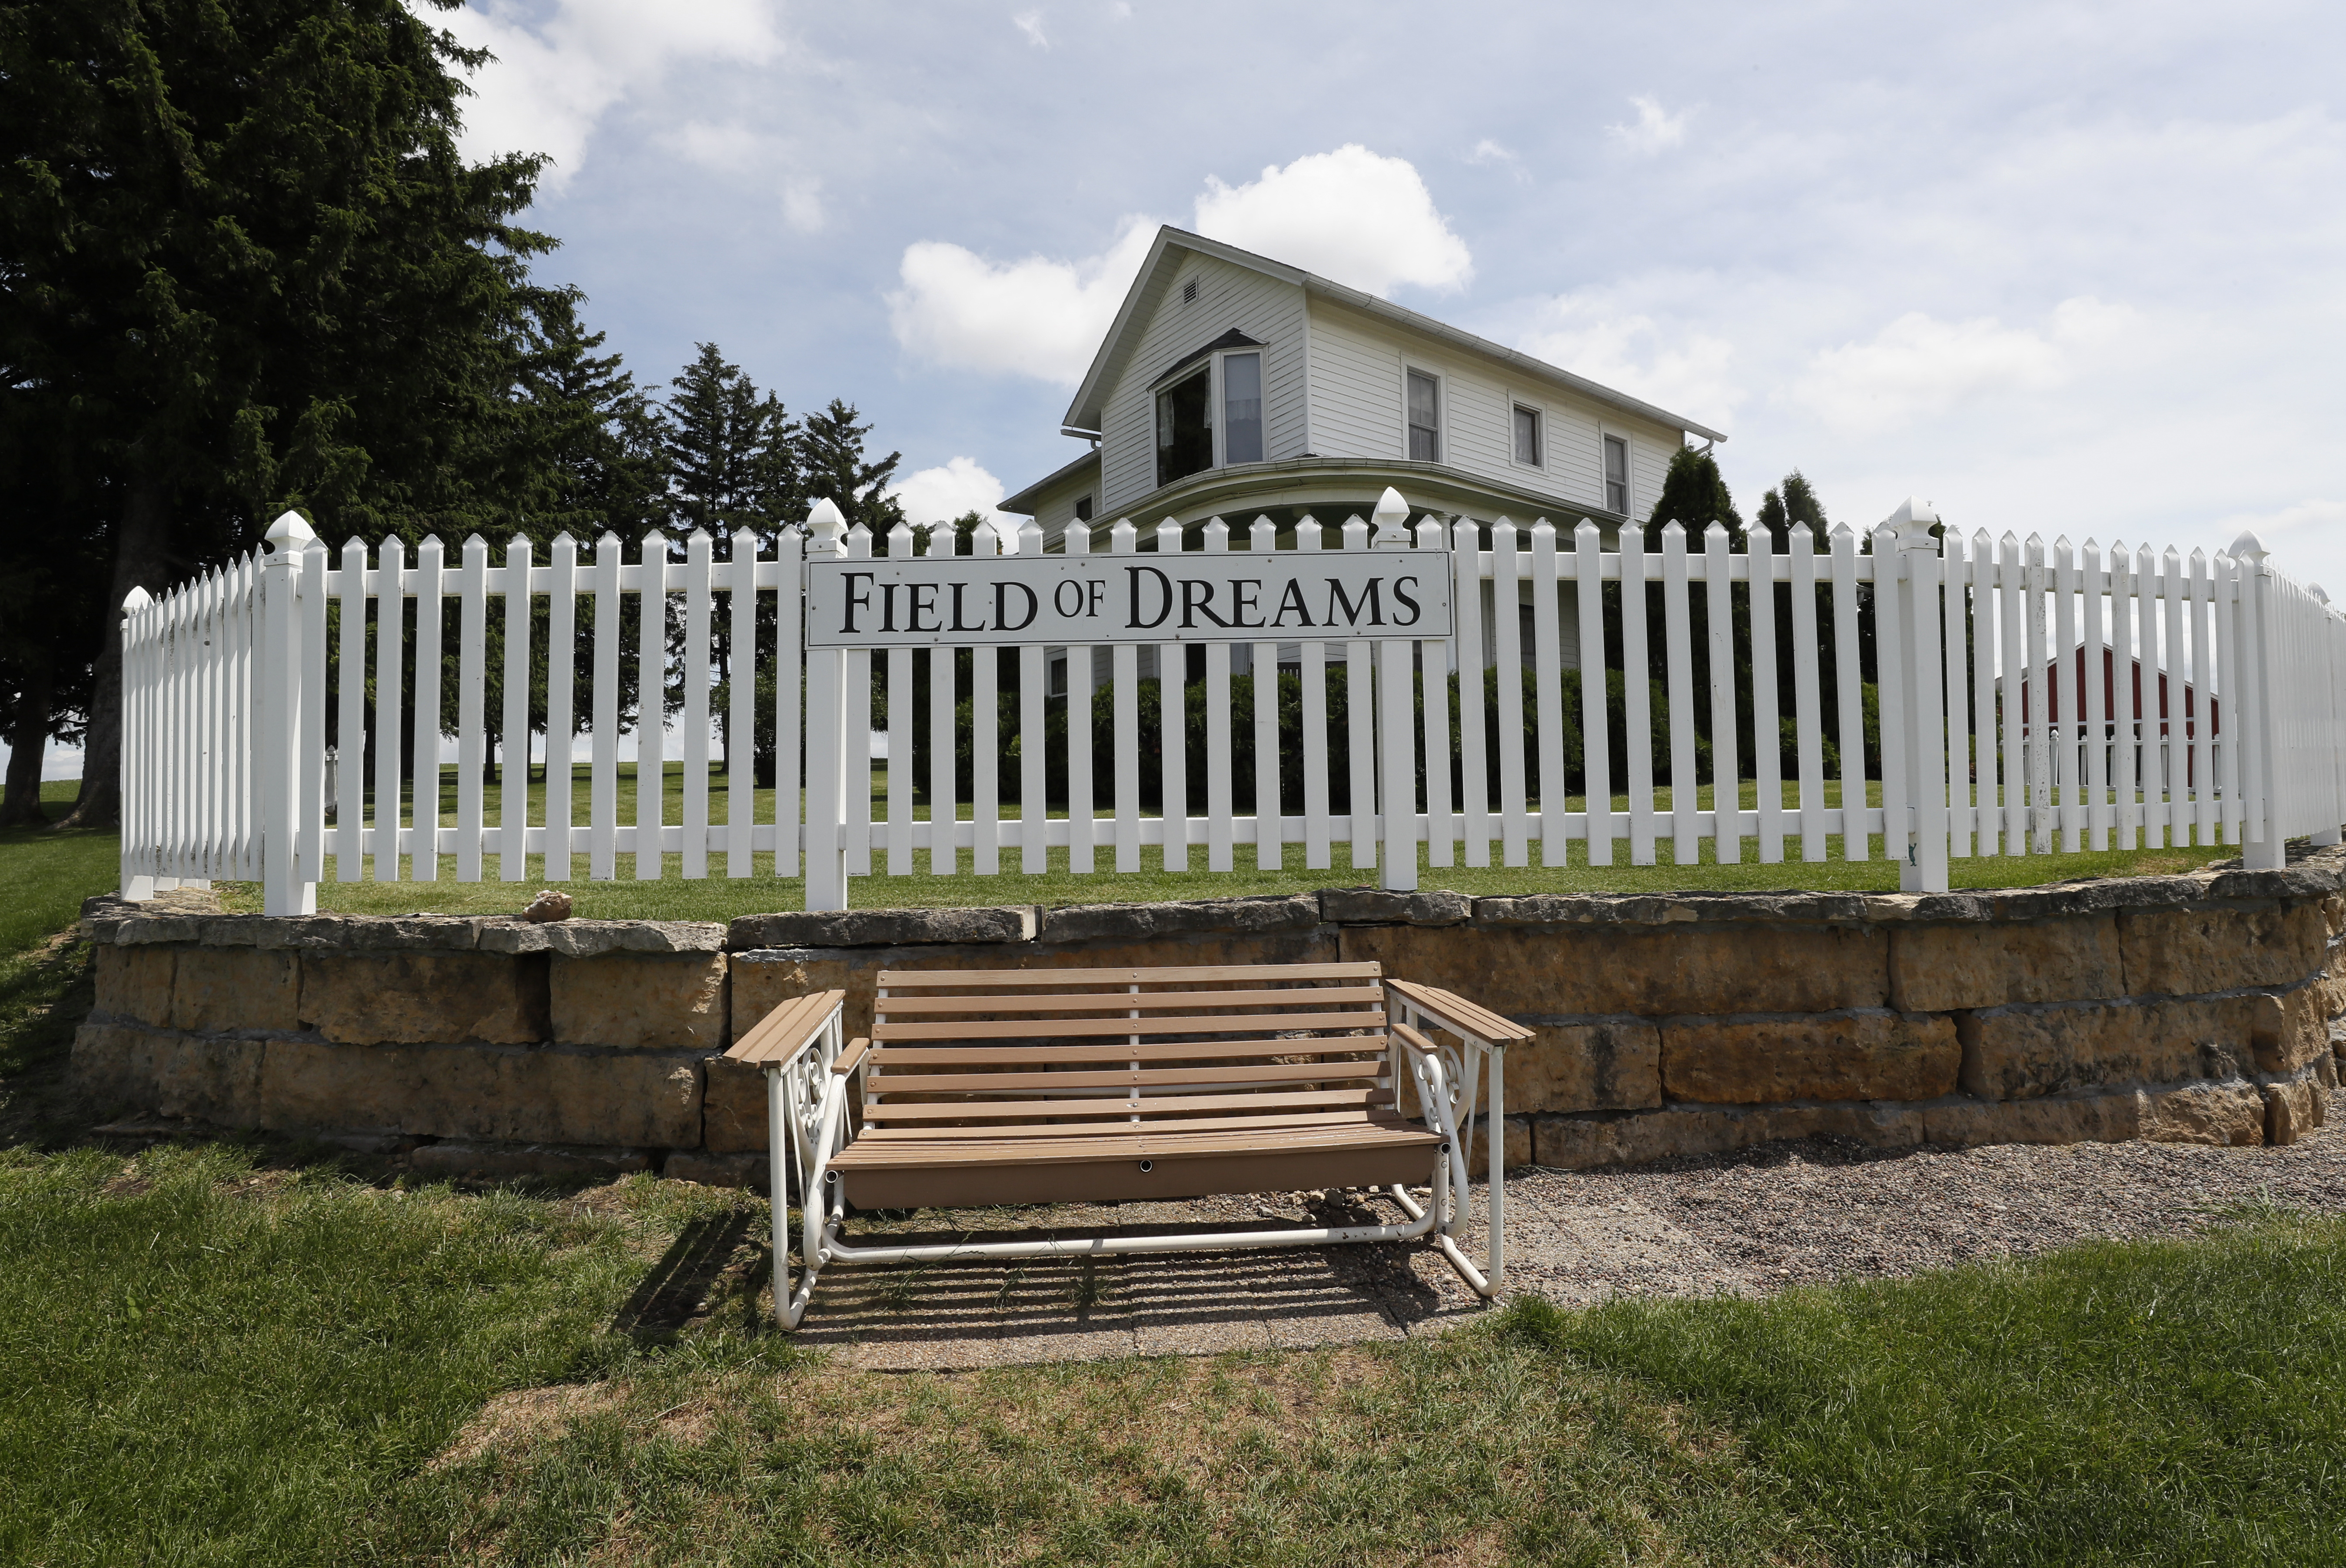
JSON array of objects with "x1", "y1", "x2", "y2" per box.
[
  {"x1": 724, "y1": 989, "x2": 848, "y2": 1071},
  {"x1": 1392, "y1": 1020, "x2": 1441, "y2": 1058},
  {"x1": 1383, "y1": 977, "x2": 1534, "y2": 1049},
  {"x1": 830, "y1": 1037, "x2": 871, "y2": 1076}
]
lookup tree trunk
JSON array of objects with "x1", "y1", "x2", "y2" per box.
[
  {"x1": 59, "y1": 477, "x2": 173, "y2": 831},
  {"x1": 0, "y1": 657, "x2": 53, "y2": 827}
]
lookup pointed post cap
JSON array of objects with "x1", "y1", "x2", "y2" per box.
[
  {"x1": 807, "y1": 497, "x2": 847, "y2": 547},
  {"x1": 2230, "y1": 530, "x2": 2268, "y2": 562},
  {"x1": 2311, "y1": 584, "x2": 2330, "y2": 605},
  {"x1": 1370, "y1": 486, "x2": 1412, "y2": 548},
  {"x1": 1884, "y1": 497, "x2": 1940, "y2": 546},
  {"x1": 123, "y1": 586, "x2": 153, "y2": 611},
  {"x1": 264, "y1": 510, "x2": 316, "y2": 552}
]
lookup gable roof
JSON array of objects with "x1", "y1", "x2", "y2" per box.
[{"x1": 1061, "y1": 226, "x2": 1727, "y2": 444}]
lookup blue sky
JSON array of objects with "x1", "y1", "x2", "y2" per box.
[
  {"x1": 20, "y1": 0, "x2": 2346, "y2": 779},
  {"x1": 432, "y1": 0, "x2": 2346, "y2": 591}
]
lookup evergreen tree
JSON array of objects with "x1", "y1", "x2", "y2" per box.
[
  {"x1": 2, "y1": 0, "x2": 552, "y2": 826},
  {"x1": 658, "y1": 342, "x2": 799, "y2": 548},
  {"x1": 1643, "y1": 445, "x2": 1742, "y2": 549},
  {"x1": 1755, "y1": 468, "x2": 1830, "y2": 548},
  {"x1": 798, "y1": 399, "x2": 905, "y2": 546}
]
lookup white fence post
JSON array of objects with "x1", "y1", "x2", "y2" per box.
[
  {"x1": 1888, "y1": 500, "x2": 1949, "y2": 892},
  {"x1": 803, "y1": 499, "x2": 851, "y2": 910},
  {"x1": 1371, "y1": 487, "x2": 1419, "y2": 890},
  {"x1": 120, "y1": 588, "x2": 156, "y2": 900},
  {"x1": 2233, "y1": 532, "x2": 2285, "y2": 869},
  {"x1": 257, "y1": 512, "x2": 319, "y2": 915}
]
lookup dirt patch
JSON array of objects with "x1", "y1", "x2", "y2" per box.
[{"x1": 430, "y1": 1383, "x2": 623, "y2": 1471}]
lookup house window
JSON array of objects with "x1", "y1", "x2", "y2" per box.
[
  {"x1": 1406, "y1": 370, "x2": 1440, "y2": 462},
  {"x1": 1513, "y1": 405, "x2": 1542, "y2": 466},
  {"x1": 1603, "y1": 435, "x2": 1630, "y2": 515},
  {"x1": 1222, "y1": 352, "x2": 1263, "y2": 465},
  {"x1": 1156, "y1": 367, "x2": 1213, "y2": 488},
  {"x1": 1073, "y1": 494, "x2": 1093, "y2": 522}
]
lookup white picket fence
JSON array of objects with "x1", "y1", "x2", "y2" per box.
[{"x1": 118, "y1": 490, "x2": 2346, "y2": 915}]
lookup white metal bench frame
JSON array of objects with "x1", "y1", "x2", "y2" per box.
[{"x1": 737, "y1": 968, "x2": 1525, "y2": 1329}]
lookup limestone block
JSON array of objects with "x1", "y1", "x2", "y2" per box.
[
  {"x1": 1460, "y1": 1114, "x2": 1533, "y2": 1174},
  {"x1": 1035, "y1": 893, "x2": 1323, "y2": 945},
  {"x1": 170, "y1": 947, "x2": 299, "y2": 1033},
  {"x1": 259, "y1": 1039, "x2": 702, "y2": 1146},
  {"x1": 2263, "y1": 1078, "x2": 2327, "y2": 1146},
  {"x1": 550, "y1": 953, "x2": 726, "y2": 1049},
  {"x1": 702, "y1": 1054, "x2": 771, "y2": 1153},
  {"x1": 728, "y1": 926, "x2": 1341, "y2": 1047},
  {"x1": 728, "y1": 906, "x2": 1034, "y2": 950},
  {"x1": 93, "y1": 944, "x2": 176, "y2": 1027},
  {"x1": 664, "y1": 1150, "x2": 769, "y2": 1190},
  {"x1": 2250, "y1": 988, "x2": 2329, "y2": 1075},
  {"x1": 1957, "y1": 996, "x2": 2253, "y2": 1101},
  {"x1": 2118, "y1": 901, "x2": 2327, "y2": 995},
  {"x1": 2324, "y1": 894, "x2": 2346, "y2": 940},
  {"x1": 1663, "y1": 1010, "x2": 1960, "y2": 1104},
  {"x1": 1921, "y1": 1090, "x2": 2144, "y2": 1149},
  {"x1": 1530, "y1": 1100, "x2": 1925, "y2": 1170},
  {"x1": 1319, "y1": 888, "x2": 1472, "y2": 926},
  {"x1": 1887, "y1": 914, "x2": 2124, "y2": 1012},
  {"x1": 406, "y1": 1141, "x2": 653, "y2": 1181},
  {"x1": 71, "y1": 1021, "x2": 265, "y2": 1124},
  {"x1": 1341, "y1": 922, "x2": 1888, "y2": 1019},
  {"x1": 2139, "y1": 1080, "x2": 2265, "y2": 1146},
  {"x1": 298, "y1": 951, "x2": 549, "y2": 1045},
  {"x1": 1506, "y1": 1020, "x2": 1662, "y2": 1113}
]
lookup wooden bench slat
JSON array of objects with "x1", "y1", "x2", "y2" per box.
[
  {"x1": 1384, "y1": 977, "x2": 1536, "y2": 1043},
  {"x1": 833, "y1": 1123, "x2": 1442, "y2": 1169},
  {"x1": 867, "y1": 1060, "x2": 1386, "y2": 1095},
  {"x1": 861, "y1": 1087, "x2": 1396, "y2": 1123},
  {"x1": 874, "y1": 961, "x2": 1384, "y2": 988},
  {"x1": 874, "y1": 985, "x2": 1388, "y2": 1015},
  {"x1": 855, "y1": 1109, "x2": 1417, "y2": 1142},
  {"x1": 871, "y1": 1010, "x2": 1386, "y2": 1042},
  {"x1": 724, "y1": 989, "x2": 845, "y2": 1064},
  {"x1": 869, "y1": 1038, "x2": 1391, "y2": 1066}
]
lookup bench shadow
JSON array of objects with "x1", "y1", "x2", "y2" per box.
[{"x1": 610, "y1": 1211, "x2": 756, "y2": 1339}]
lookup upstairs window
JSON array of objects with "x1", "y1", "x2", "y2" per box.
[
  {"x1": 1156, "y1": 367, "x2": 1213, "y2": 488},
  {"x1": 1513, "y1": 405, "x2": 1542, "y2": 466},
  {"x1": 1603, "y1": 435, "x2": 1630, "y2": 515},
  {"x1": 1407, "y1": 370, "x2": 1440, "y2": 462},
  {"x1": 1074, "y1": 494, "x2": 1093, "y2": 522},
  {"x1": 1222, "y1": 352, "x2": 1263, "y2": 465}
]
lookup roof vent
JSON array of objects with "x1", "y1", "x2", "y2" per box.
[{"x1": 1181, "y1": 278, "x2": 1199, "y2": 304}]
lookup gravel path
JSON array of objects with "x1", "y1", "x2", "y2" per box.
[{"x1": 794, "y1": 1093, "x2": 2346, "y2": 1367}]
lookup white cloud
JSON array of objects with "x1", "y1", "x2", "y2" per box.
[
  {"x1": 1520, "y1": 298, "x2": 1741, "y2": 428},
  {"x1": 1605, "y1": 95, "x2": 1690, "y2": 156},
  {"x1": 1788, "y1": 297, "x2": 2141, "y2": 435},
  {"x1": 1467, "y1": 137, "x2": 1529, "y2": 184},
  {"x1": 435, "y1": 0, "x2": 786, "y2": 189},
  {"x1": 1013, "y1": 9, "x2": 1049, "y2": 47},
  {"x1": 887, "y1": 218, "x2": 1156, "y2": 384},
  {"x1": 1193, "y1": 146, "x2": 1472, "y2": 297},
  {"x1": 890, "y1": 458, "x2": 1019, "y2": 549}
]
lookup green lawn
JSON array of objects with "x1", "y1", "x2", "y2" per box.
[
  {"x1": 3, "y1": 803, "x2": 2343, "y2": 1563},
  {"x1": 204, "y1": 762, "x2": 2235, "y2": 921}
]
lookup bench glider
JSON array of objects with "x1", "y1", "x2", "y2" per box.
[{"x1": 724, "y1": 960, "x2": 1532, "y2": 1329}]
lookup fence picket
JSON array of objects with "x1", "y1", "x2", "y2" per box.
[
  {"x1": 1789, "y1": 528, "x2": 1825, "y2": 861},
  {"x1": 1661, "y1": 524, "x2": 1698, "y2": 864},
  {"x1": 2080, "y1": 538, "x2": 2107, "y2": 850},
  {"x1": 1203, "y1": 517, "x2": 1234, "y2": 874},
  {"x1": 1829, "y1": 525, "x2": 1866, "y2": 860},
  {"x1": 1156, "y1": 517, "x2": 1186, "y2": 873},
  {"x1": 1944, "y1": 528, "x2": 1973, "y2": 859},
  {"x1": 1110, "y1": 520, "x2": 1140, "y2": 873},
  {"x1": 1343, "y1": 513, "x2": 1376, "y2": 871},
  {"x1": 457, "y1": 535, "x2": 487, "y2": 882},
  {"x1": 774, "y1": 527, "x2": 803, "y2": 879},
  {"x1": 1069, "y1": 522, "x2": 1100, "y2": 874},
  {"x1": 1704, "y1": 522, "x2": 1741, "y2": 863},
  {"x1": 590, "y1": 532, "x2": 621, "y2": 881},
  {"x1": 1575, "y1": 519, "x2": 1612, "y2": 867},
  {"x1": 412, "y1": 535, "x2": 444, "y2": 882},
  {"x1": 727, "y1": 529, "x2": 758, "y2": 878},
  {"x1": 1970, "y1": 531, "x2": 2000, "y2": 857},
  {"x1": 503, "y1": 536, "x2": 532, "y2": 882},
  {"x1": 682, "y1": 529, "x2": 713, "y2": 879},
  {"x1": 1418, "y1": 513, "x2": 1454, "y2": 870},
  {"x1": 2053, "y1": 537, "x2": 2081, "y2": 852},
  {"x1": 1020, "y1": 519, "x2": 1048, "y2": 875},
  {"x1": 636, "y1": 531, "x2": 666, "y2": 880},
  {"x1": 1253, "y1": 515, "x2": 1282, "y2": 871},
  {"x1": 1530, "y1": 521, "x2": 1566, "y2": 865},
  {"x1": 2189, "y1": 548, "x2": 2216, "y2": 847},
  {"x1": 1300, "y1": 516, "x2": 1334, "y2": 870},
  {"x1": 2160, "y1": 545, "x2": 2188, "y2": 847},
  {"x1": 376, "y1": 537, "x2": 405, "y2": 880},
  {"x1": 1452, "y1": 519, "x2": 1489, "y2": 867},
  {"x1": 548, "y1": 533, "x2": 577, "y2": 881},
  {"x1": 337, "y1": 539, "x2": 366, "y2": 879},
  {"x1": 1872, "y1": 525, "x2": 1907, "y2": 874},
  {"x1": 1491, "y1": 518, "x2": 1528, "y2": 867},
  {"x1": 2108, "y1": 540, "x2": 2137, "y2": 850},
  {"x1": 843, "y1": 525, "x2": 872, "y2": 877},
  {"x1": 926, "y1": 527, "x2": 958, "y2": 877},
  {"x1": 1622, "y1": 525, "x2": 1657, "y2": 865},
  {"x1": 972, "y1": 523, "x2": 1000, "y2": 876},
  {"x1": 1751, "y1": 527, "x2": 1783, "y2": 863}
]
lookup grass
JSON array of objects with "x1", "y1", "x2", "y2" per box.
[
  {"x1": 1, "y1": 822, "x2": 2343, "y2": 1563},
  {"x1": 204, "y1": 762, "x2": 2236, "y2": 921}
]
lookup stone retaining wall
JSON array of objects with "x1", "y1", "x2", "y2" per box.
[{"x1": 72, "y1": 848, "x2": 2346, "y2": 1184}]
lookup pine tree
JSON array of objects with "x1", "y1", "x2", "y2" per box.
[
  {"x1": 1756, "y1": 468, "x2": 1830, "y2": 548},
  {"x1": 1643, "y1": 445, "x2": 1742, "y2": 549},
  {"x1": 798, "y1": 399, "x2": 905, "y2": 546}
]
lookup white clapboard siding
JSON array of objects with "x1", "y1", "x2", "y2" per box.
[{"x1": 120, "y1": 496, "x2": 2336, "y2": 915}]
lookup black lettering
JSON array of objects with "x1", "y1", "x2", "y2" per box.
[
  {"x1": 1269, "y1": 579, "x2": 1316, "y2": 628},
  {"x1": 1087, "y1": 579, "x2": 1106, "y2": 617},
  {"x1": 907, "y1": 582, "x2": 940, "y2": 633},
  {"x1": 1126, "y1": 566, "x2": 1173, "y2": 629},
  {"x1": 1180, "y1": 578, "x2": 1230, "y2": 629},
  {"x1": 1325, "y1": 578, "x2": 1384, "y2": 626},
  {"x1": 949, "y1": 581, "x2": 987, "y2": 633},
  {"x1": 880, "y1": 581, "x2": 901, "y2": 633},
  {"x1": 1054, "y1": 579, "x2": 1087, "y2": 618},
  {"x1": 995, "y1": 581, "x2": 1038, "y2": 632},
  {"x1": 1229, "y1": 578, "x2": 1264, "y2": 628},
  {"x1": 1391, "y1": 575, "x2": 1422, "y2": 627},
  {"x1": 841, "y1": 571, "x2": 876, "y2": 635}
]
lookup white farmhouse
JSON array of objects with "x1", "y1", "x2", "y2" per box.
[{"x1": 1001, "y1": 225, "x2": 1726, "y2": 552}]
